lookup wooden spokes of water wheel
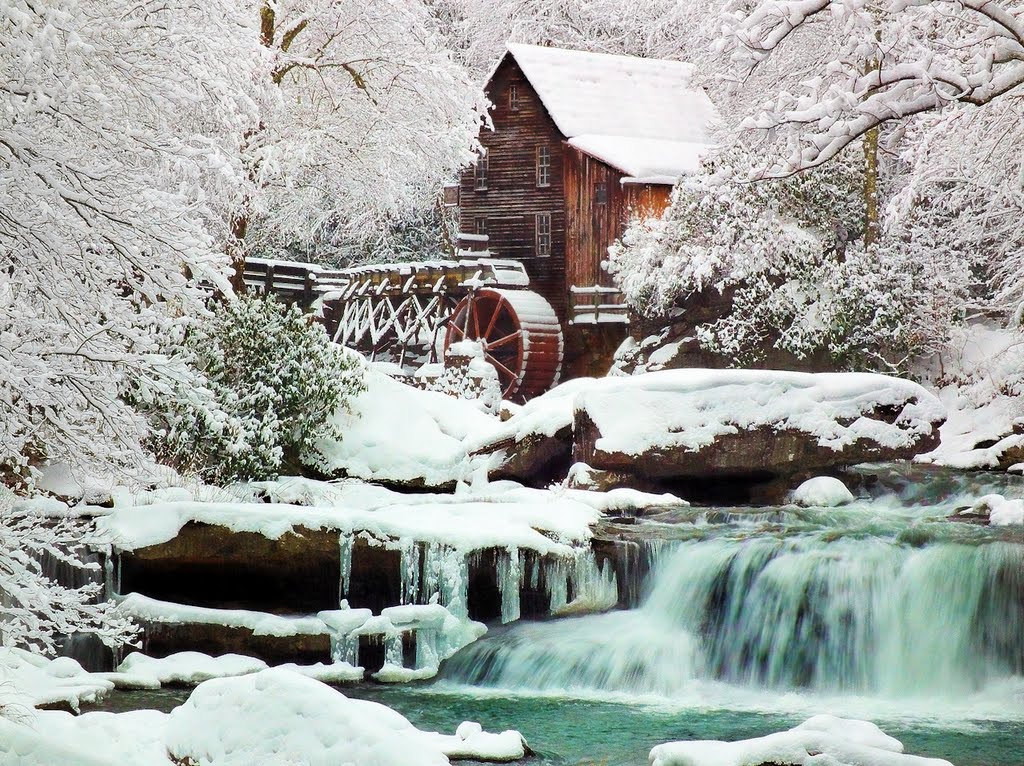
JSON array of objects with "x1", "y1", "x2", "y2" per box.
[{"x1": 444, "y1": 288, "x2": 564, "y2": 400}]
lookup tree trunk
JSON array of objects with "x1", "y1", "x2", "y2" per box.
[{"x1": 863, "y1": 123, "x2": 880, "y2": 247}]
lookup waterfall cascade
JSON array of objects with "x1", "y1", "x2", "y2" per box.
[{"x1": 443, "y1": 509, "x2": 1024, "y2": 702}]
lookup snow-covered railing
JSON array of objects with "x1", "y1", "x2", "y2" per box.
[
  {"x1": 243, "y1": 258, "x2": 322, "y2": 304},
  {"x1": 569, "y1": 285, "x2": 629, "y2": 325}
]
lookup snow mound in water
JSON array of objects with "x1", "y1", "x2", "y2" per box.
[
  {"x1": 791, "y1": 476, "x2": 854, "y2": 507},
  {"x1": 165, "y1": 668, "x2": 526, "y2": 765},
  {"x1": 649, "y1": 714, "x2": 952, "y2": 766},
  {"x1": 969, "y1": 494, "x2": 1024, "y2": 526}
]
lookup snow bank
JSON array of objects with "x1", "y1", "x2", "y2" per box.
[
  {"x1": 791, "y1": 477, "x2": 855, "y2": 507},
  {"x1": 164, "y1": 668, "x2": 526, "y2": 765},
  {"x1": 3, "y1": 671, "x2": 528, "y2": 765},
  {"x1": 0, "y1": 648, "x2": 113, "y2": 712},
  {"x1": 918, "y1": 323, "x2": 1024, "y2": 471},
  {"x1": 649, "y1": 714, "x2": 952, "y2": 766},
  {"x1": 314, "y1": 366, "x2": 498, "y2": 488}
]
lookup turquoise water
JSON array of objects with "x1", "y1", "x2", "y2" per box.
[{"x1": 90, "y1": 684, "x2": 1024, "y2": 766}]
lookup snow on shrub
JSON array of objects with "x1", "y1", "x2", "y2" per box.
[
  {"x1": 607, "y1": 153, "x2": 966, "y2": 373},
  {"x1": 137, "y1": 294, "x2": 364, "y2": 484}
]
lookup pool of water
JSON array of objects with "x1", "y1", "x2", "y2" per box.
[{"x1": 88, "y1": 683, "x2": 1024, "y2": 766}]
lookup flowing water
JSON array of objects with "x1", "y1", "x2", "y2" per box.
[
  {"x1": 92, "y1": 465, "x2": 1024, "y2": 764},
  {"x1": 427, "y1": 465, "x2": 1024, "y2": 761}
]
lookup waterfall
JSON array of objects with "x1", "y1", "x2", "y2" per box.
[{"x1": 442, "y1": 535, "x2": 1024, "y2": 699}]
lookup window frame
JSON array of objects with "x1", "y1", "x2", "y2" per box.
[
  {"x1": 474, "y1": 216, "x2": 488, "y2": 236},
  {"x1": 474, "y1": 149, "x2": 488, "y2": 191},
  {"x1": 536, "y1": 145, "x2": 551, "y2": 188},
  {"x1": 595, "y1": 182, "x2": 608, "y2": 205},
  {"x1": 535, "y1": 212, "x2": 552, "y2": 257},
  {"x1": 509, "y1": 82, "x2": 520, "y2": 111}
]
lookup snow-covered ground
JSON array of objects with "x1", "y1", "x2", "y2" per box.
[
  {"x1": 0, "y1": 667, "x2": 529, "y2": 766},
  {"x1": 918, "y1": 322, "x2": 1024, "y2": 471}
]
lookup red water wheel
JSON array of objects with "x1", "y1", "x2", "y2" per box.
[{"x1": 444, "y1": 288, "x2": 564, "y2": 400}]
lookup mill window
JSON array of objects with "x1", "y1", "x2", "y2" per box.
[
  {"x1": 535, "y1": 213, "x2": 551, "y2": 257},
  {"x1": 595, "y1": 183, "x2": 608, "y2": 205},
  {"x1": 509, "y1": 82, "x2": 520, "y2": 111},
  {"x1": 536, "y1": 145, "x2": 551, "y2": 188},
  {"x1": 474, "y1": 150, "x2": 488, "y2": 191}
]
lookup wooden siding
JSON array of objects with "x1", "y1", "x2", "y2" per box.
[
  {"x1": 459, "y1": 56, "x2": 568, "y2": 321},
  {"x1": 564, "y1": 145, "x2": 672, "y2": 292}
]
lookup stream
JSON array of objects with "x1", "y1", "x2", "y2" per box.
[{"x1": 88, "y1": 465, "x2": 1024, "y2": 765}]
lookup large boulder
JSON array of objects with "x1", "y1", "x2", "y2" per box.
[{"x1": 572, "y1": 370, "x2": 944, "y2": 481}]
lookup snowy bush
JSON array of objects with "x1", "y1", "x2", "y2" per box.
[
  {"x1": 608, "y1": 154, "x2": 965, "y2": 373},
  {"x1": 139, "y1": 294, "x2": 364, "y2": 484}
]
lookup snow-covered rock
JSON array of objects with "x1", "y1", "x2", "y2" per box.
[
  {"x1": 0, "y1": 649, "x2": 114, "y2": 713},
  {"x1": 572, "y1": 369, "x2": 943, "y2": 481},
  {"x1": 476, "y1": 370, "x2": 942, "y2": 488},
  {"x1": 952, "y1": 494, "x2": 1024, "y2": 526},
  {"x1": 649, "y1": 714, "x2": 953, "y2": 766},
  {"x1": 164, "y1": 668, "x2": 526, "y2": 765},
  {"x1": 790, "y1": 476, "x2": 855, "y2": 507},
  {"x1": 117, "y1": 651, "x2": 268, "y2": 685}
]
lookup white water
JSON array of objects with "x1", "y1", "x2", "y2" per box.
[{"x1": 441, "y1": 475, "x2": 1024, "y2": 725}]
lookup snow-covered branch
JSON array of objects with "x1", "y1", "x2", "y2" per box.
[{"x1": 722, "y1": 0, "x2": 1024, "y2": 174}]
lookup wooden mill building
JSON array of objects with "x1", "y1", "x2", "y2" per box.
[{"x1": 454, "y1": 43, "x2": 717, "y2": 375}]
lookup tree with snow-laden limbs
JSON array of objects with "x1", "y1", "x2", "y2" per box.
[
  {"x1": 0, "y1": 489, "x2": 136, "y2": 657},
  {"x1": 230, "y1": 0, "x2": 485, "y2": 270},
  {"x1": 720, "y1": 0, "x2": 1024, "y2": 176},
  {"x1": 608, "y1": 150, "x2": 967, "y2": 373},
  {"x1": 0, "y1": 0, "x2": 254, "y2": 482}
]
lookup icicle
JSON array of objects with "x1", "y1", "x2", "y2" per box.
[
  {"x1": 497, "y1": 547, "x2": 523, "y2": 624},
  {"x1": 422, "y1": 543, "x2": 469, "y2": 619},
  {"x1": 104, "y1": 550, "x2": 115, "y2": 600},
  {"x1": 529, "y1": 555, "x2": 541, "y2": 591},
  {"x1": 399, "y1": 541, "x2": 421, "y2": 605},
  {"x1": 331, "y1": 632, "x2": 360, "y2": 666},
  {"x1": 559, "y1": 548, "x2": 618, "y2": 615},
  {"x1": 416, "y1": 628, "x2": 440, "y2": 671},
  {"x1": 546, "y1": 557, "x2": 568, "y2": 614},
  {"x1": 384, "y1": 632, "x2": 404, "y2": 669},
  {"x1": 338, "y1": 534, "x2": 353, "y2": 606}
]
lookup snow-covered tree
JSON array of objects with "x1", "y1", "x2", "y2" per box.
[
  {"x1": 0, "y1": 0, "x2": 254, "y2": 482},
  {"x1": 718, "y1": 0, "x2": 1024, "y2": 310},
  {"x1": 720, "y1": 0, "x2": 1024, "y2": 175},
  {"x1": 0, "y1": 489, "x2": 135, "y2": 656},
  {"x1": 428, "y1": 0, "x2": 715, "y2": 75},
  {"x1": 229, "y1": 0, "x2": 485, "y2": 268},
  {"x1": 608, "y1": 151, "x2": 963, "y2": 372}
]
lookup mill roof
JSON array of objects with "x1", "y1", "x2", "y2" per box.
[{"x1": 501, "y1": 43, "x2": 717, "y2": 182}]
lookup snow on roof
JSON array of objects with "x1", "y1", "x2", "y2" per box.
[
  {"x1": 567, "y1": 135, "x2": 708, "y2": 183},
  {"x1": 503, "y1": 43, "x2": 716, "y2": 181}
]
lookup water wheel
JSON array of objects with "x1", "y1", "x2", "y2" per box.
[{"x1": 444, "y1": 288, "x2": 563, "y2": 400}]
